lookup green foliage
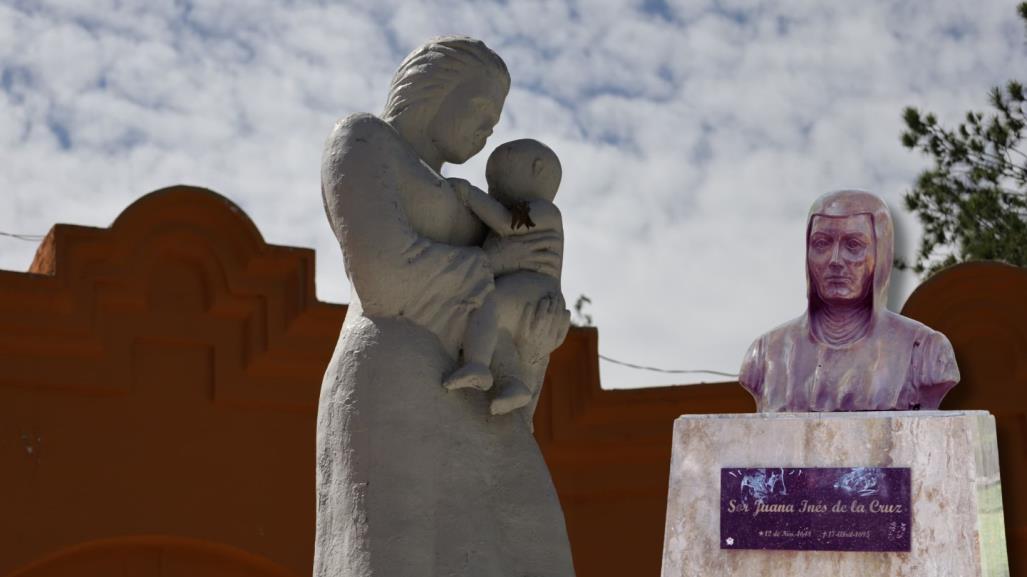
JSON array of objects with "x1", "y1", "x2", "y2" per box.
[{"x1": 899, "y1": 3, "x2": 1027, "y2": 275}]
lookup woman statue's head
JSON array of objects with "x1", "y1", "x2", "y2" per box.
[{"x1": 383, "y1": 36, "x2": 511, "y2": 167}]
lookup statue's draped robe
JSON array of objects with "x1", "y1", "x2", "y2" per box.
[{"x1": 314, "y1": 114, "x2": 575, "y2": 577}]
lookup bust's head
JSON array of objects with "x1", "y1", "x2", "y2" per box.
[
  {"x1": 485, "y1": 139, "x2": 562, "y2": 203},
  {"x1": 808, "y1": 213, "x2": 875, "y2": 305},
  {"x1": 383, "y1": 37, "x2": 510, "y2": 165},
  {"x1": 805, "y1": 190, "x2": 893, "y2": 313}
]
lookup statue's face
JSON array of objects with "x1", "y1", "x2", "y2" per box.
[
  {"x1": 428, "y1": 75, "x2": 506, "y2": 164},
  {"x1": 808, "y1": 214, "x2": 875, "y2": 304}
]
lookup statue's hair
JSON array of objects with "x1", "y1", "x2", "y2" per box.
[{"x1": 382, "y1": 36, "x2": 510, "y2": 126}]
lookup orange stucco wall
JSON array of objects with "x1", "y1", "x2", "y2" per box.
[{"x1": 1, "y1": 186, "x2": 1024, "y2": 576}]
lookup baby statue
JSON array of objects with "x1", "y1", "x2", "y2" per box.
[{"x1": 444, "y1": 139, "x2": 565, "y2": 415}]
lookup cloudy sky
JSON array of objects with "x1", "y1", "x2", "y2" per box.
[{"x1": 1, "y1": 0, "x2": 1022, "y2": 388}]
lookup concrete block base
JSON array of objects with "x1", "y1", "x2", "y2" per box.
[{"x1": 661, "y1": 411, "x2": 1009, "y2": 577}]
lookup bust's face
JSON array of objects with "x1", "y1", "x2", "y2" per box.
[
  {"x1": 428, "y1": 76, "x2": 506, "y2": 165},
  {"x1": 808, "y1": 214, "x2": 875, "y2": 304}
]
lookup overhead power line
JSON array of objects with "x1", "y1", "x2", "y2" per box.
[
  {"x1": 0, "y1": 231, "x2": 45, "y2": 241},
  {"x1": 599, "y1": 354, "x2": 738, "y2": 379}
]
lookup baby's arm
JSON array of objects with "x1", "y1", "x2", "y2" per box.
[
  {"x1": 525, "y1": 200, "x2": 562, "y2": 233},
  {"x1": 449, "y1": 178, "x2": 516, "y2": 236}
]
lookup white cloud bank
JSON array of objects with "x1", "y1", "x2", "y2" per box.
[{"x1": 0, "y1": 0, "x2": 1021, "y2": 387}]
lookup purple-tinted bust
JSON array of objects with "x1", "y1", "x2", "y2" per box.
[{"x1": 739, "y1": 190, "x2": 960, "y2": 412}]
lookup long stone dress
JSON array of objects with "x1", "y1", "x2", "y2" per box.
[{"x1": 313, "y1": 113, "x2": 575, "y2": 577}]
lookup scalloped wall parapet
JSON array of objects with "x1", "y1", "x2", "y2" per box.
[{"x1": 1, "y1": 186, "x2": 345, "y2": 409}]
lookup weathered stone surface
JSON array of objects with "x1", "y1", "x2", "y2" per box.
[
  {"x1": 315, "y1": 36, "x2": 574, "y2": 577},
  {"x1": 662, "y1": 411, "x2": 1009, "y2": 577}
]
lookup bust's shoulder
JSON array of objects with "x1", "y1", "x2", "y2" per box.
[
  {"x1": 742, "y1": 315, "x2": 807, "y2": 363},
  {"x1": 739, "y1": 314, "x2": 806, "y2": 390},
  {"x1": 878, "y1": 312, "x2": 959, "y2": 401},
  {"x1": 758, "y1": 315, "x2": 808, "y2": 350},
  {"x1": 879, "y1": 309, "x2": 957, "y2": 365},
  {"x1": 877, "y1": 310, "x2": 944, "y2": 344}
]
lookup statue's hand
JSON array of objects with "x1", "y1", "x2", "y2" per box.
[
  {"x1": 518, "y1": 293, "x2": 571, "y2": 364},
  {"x1": 483, "y1": 231, "x2": 561, "y2": 277}
]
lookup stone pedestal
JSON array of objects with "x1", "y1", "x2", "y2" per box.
[{"x1": 661, "y1": 411, "x2": 1009, "y2": 577}]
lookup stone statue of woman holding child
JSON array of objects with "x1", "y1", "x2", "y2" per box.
[{"x1": 315, "y1": 36, "x2": 576, "y2": 577}]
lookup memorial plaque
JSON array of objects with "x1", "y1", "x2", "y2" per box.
[{"x1": 720, "y1": 467, "x2": 911, "y2": 552}]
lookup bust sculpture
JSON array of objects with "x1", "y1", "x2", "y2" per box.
[
  {"x1": 314, "y1": 37, "x2": 575, "y2": 577},
  {"x1": 739, "y1": 190, "x2": 960, "y2": 412}
]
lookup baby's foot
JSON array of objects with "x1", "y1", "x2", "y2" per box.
[
  {"x1": 443, "y1": 362, "x2": 494, "y2": 391},
  {"x1": 489, "y1": 379, "x2": 532, "y2": 415}
]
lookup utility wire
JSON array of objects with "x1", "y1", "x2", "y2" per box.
[
  {"x1": 0, "y1": 231, "x2": 45, "y2": 241},
  {"x1": 599, "y1": 354, "x2": 738, "y2": 378}
]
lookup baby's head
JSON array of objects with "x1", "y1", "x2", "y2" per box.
[{"x1": 485, "y1": 139, "x2": 561, "y2": 203}]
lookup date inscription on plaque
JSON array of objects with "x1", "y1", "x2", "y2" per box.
[{"x1": 720, "y1": 467, "x2": 911, "y2": 552}]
